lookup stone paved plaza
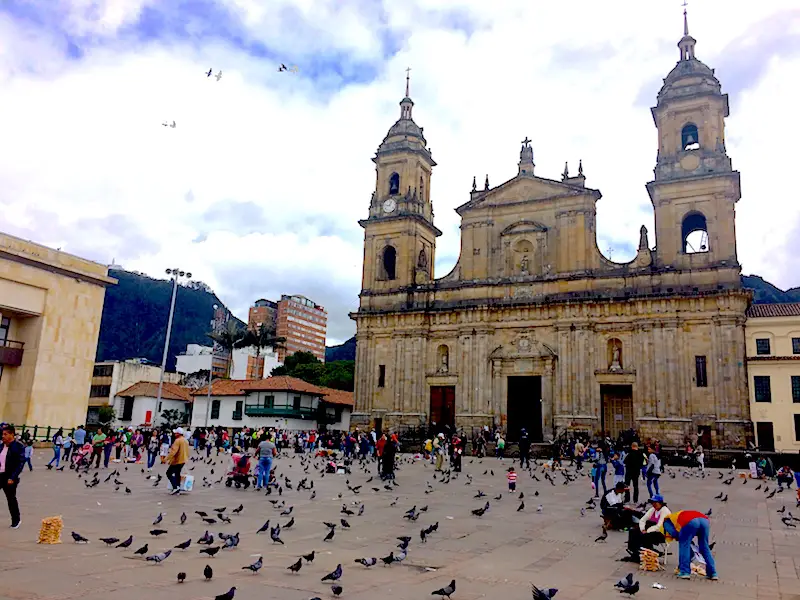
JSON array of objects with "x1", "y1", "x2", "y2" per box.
[{"x1": 1, "y1": 448, "x2": 798, "y2": 600}]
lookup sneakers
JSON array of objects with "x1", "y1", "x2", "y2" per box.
[
  {"x1": 676, "y1": 573, "x2": 691, "y2": 579},
  {"x1": 707, "y1": 574, "x2": 719, "y2": 581},
  {"x1": 170, "y1": 489, "x2": 181, "y2": 495},
  {"x1": 10, "y1": 521, "x2": 20, "y2": 529}
]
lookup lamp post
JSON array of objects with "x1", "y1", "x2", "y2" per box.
[
  {"x1": 156, "y1": 268, "x2": 192, "y2": 412},
  {"x1": 204, "y1": 304, "x2": 219, "y2": 428}
]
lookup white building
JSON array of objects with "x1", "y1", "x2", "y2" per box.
[
  {"x1": 88, "y1": 359, "x2": 181, "y2": 425},
  {"x1": 113, "y1": 381, "x2": 192, "y2": 428},
  {"x1": 190, "y1": 376, "x2": 352, "y2": 431},
  {"x1": 175, "y1": 344, "x2": 282, "y2": 380}
]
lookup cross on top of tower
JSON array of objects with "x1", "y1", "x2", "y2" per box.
[
  {"x1": 521, "y1": 136, "x2": 531, "y2": 147},
  {"x1": 405, "y1": 67, "x2": 411, "y2": 97}
]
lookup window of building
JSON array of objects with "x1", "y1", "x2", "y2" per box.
[
  {"x1": 795, "y1": 415, "x2": 800, "y2": 442},
  {"x1": 246, "y1": 395, "x2": 274, "y2": 409},
  {"x1": 211, "y1": 399, "x2": 220, "y2": 419},
  {"x1": 158, "y1": 402, "x2": 162, "y2": 412},
  {"x1": 90, "y1": 385, "x2": 111, "y2": 398},
  {"x1": 756, "y1": 338, "x2": 771, "y2": 355},
  {"x1": 754, "y1": 376, "x2": 772, "y2": 402},
  {"x1": 378, "y1": 365, "x2": 386, "y2": 388},
  {"x1": 293, "y1": 395, "x2": 301, "y2": 410},
  {"x1": 233, "y1": 400, "x2": 243, "y2": 420},
  {"x1": 92, "y1": 364, "x2": 113, "y2": 377},
  {"x1": 695, "y1": 356, "x2": 708, "y2": 387},
  {"x1": 121, "y1": 397, "x2": 134, "y2": 421},
  {"x1": 793, "y1": 338, "x2": 800, "y2": 355},
  {"x1": 793, "y1": 376, "x2": 800, "y2": 403}
]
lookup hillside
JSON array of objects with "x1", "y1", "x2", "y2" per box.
[
  {"x1": 742, "y1": 275, "x2": 800, "y2": 304},
  {"x1": 96, "y1": 268, "x2": 242, "y2": 371},
  {"x1": 325, "y1": 336, "x2": 356, "y2": 362}
]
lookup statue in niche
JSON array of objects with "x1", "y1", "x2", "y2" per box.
[
  {"x1": 418, "y1": 248, "x2": 428, "y2": 270},
  {"x1": 520, "y1": 254, "x2": 530, "y2": 275},
  {"x1": 437, "y1": 345, "x2": 449, "y2": 374},
  {"x1": 609, "y1": 339, "x2": 623, "y2": 371}
]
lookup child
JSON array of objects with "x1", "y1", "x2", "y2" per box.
[
  {"x1": 507, "y1": 466, "x2": 517, "y2": 492},
  {"x1": 24, "y1": 440, "x2": 34, "y2": 471},
  {"x1": 611, "y1": 452, "x2": 625, "y2": 486}
]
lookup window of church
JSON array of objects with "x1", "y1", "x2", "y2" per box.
[
  {"x1": 382, "y1": 246, "x2": 397, "y2": 280},
  {"x1": 695, "y1": 356, "x2": 708, "y2": 387},
  {"x1": 389, "y1": 173, "x2": 400, "y2": 195},
  {"x1": 682, "y1": 123, "x2": 700, "y2": 151},
  {"x1": 378, "y1": 365, "x2": 386, "y2": 388},
  {"x1": 681, "y1": 212, "x2": 709, "y2": 254}
]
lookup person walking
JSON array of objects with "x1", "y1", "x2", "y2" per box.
[
  {"x1": 646, "y1": 447, "x2": 662, "y2": 498},
  {"x1": 165, "y1": 427, "x2": 189, "y2": 495},
  {"x1": 146, "y1": 432, "x2": 159, "y2": 470},
  {"x1": 518, "y1": 429, "x2": 531, "y2": 470},
  {"x1": 659, "y1": 508, "x2": 718, "y2": 580},
  {"x1": 624, "y1": 442, "x2": 645, "y2": 503},
  {"x1": 91, "y1": 427, "x2": 106, "y2": 468},
  {"x1": 62, "y1": 432, "x2": 73, "y2": 463},
  {"x1": 23, "y1": 441, "x2": 33, "y2": 471},
  {"x1": 255, "y1": 433, "x2": 277, "y2": 491},
  {"x1": 47, "y1": 428, "x2": 63, "y2": 469},
  {"x1": 1, "y1": 425, "x2": 25, "y2": 528},
  {"x1": 593, "y1": 443, "x2": 608, "y2": 497}
]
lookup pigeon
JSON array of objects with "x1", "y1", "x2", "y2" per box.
[
  {"x1": 778, "y1": 506, "x2": 786, "y2": 514},
  {"x1": 177, "y1": 572, "x2": 186, "y2": 583},
  {"x1": 355, "y1": 557, "x2": 377, "y2": 567},
  {"x1": 287, "y1": 558, "x2": 302, "y2": 573},
  {"x1": 180, "y1": 512, "x2": 187, "y2": 524},
  {"x1": 518, "y1": 501, "x2": 525, "y2": 511},
  {"x1": 324, "y1": 528, "x2": 335, "y2": 542},
  {"x1": 174, "y1": 539, "x2": 191, "y2": 550},
  {"x1": 303, "y1": 550, "x2": 316, "y2": 563},
  {"x1": 331, "y1": 584, "x2": 343, "y2": 597},
  {"x1": 532, "y1": 584, "x2": 559, "y2": 599},
  {"x1": 256, "y1": 520, "x2": 270, "y2": 534},
  {"x1": 285, "y1": 517, "x2": 295, "y2": 528},
  {"x1": 153, "y1": 512, "x2": 164, "y2": 525},
  {"x1": 243, "y1": 556, "x2": 263, "y2": 573},
  {"x1": 271, "y1": 526, "x2": 284, "y2": 545},
  {"x1": 150, "y1": 529, "x2": 168, "y2": 536},
  {"x1": 214, "y1": 587, "x2": 236, "y2": 600},
  {"x1": 431, "y1": 579, "x2": 456, "y2": 599},
  {"x1": 206, "y1": 68, "x2": 213, "y2": 77},
  {"x1": 99, "y1": 537, "x2": 120, "y2": 546},
  {"x1": 116, "y1": 535, "x2": 133, "y2": 548},
  {"x1": 213, "y1": 507, "x2": 226, "y2": 513},
  {"x1": 204, "y1": 564, "x2": 213, "y2": 580},
  {"x1": 145, "y1": 550, "x2": 172, "y2": 564},
  {"x1": 472, "y1": 501, "x2": 490, "y2": 517},
  {"x1": 200, "y1": 546, "x2": 221, "y2": 557},
  {"x1": 341, "y1": 518, "x2": 351, "y2": 528},
  {"x1": 215, "y1": 70, "x2": 222, "y2": 81},
  {"x1": 615, "y1": 574, "x2": 634, "y2": 589},
  {"x1": 134, "y1": 543, "x2": 149, "y2": 555},
  {"x1": 618, "y1": 580, "x2": 639, "y2": 596},
  {"x1": 321, "y1": 564, "x2": 343, "y2": 582},
  {"x1": 594, "y1": 527, "x2": 608, "y2": 543},
  {"x1": 232, "y1": 504, "x2": 244, "y2": 514}
]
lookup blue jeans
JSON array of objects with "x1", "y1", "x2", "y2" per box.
[
  {"x1": 147, "y1": 450, "x2": 157, "y2": 469},
  {"x1": 257, "y1": 457, "x2": 272, "y2": 489},
  {"x1": 48, "y1": 447, "x2": 61, "y2": 467},
  {"x1": 678, "y1": 517, "x2": 717, "y2": 577},
  {"x1": 593, "y1": 463, "x2": 607, "y2": 496},
  {"x1": 647, "y1": 473, "x2": 660, "y2": 497}
]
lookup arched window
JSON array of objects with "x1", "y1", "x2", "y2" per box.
[
  {"x1": 437, "y1": 345, "x2": 449, "y2": 373},
  {"x1": 382, "y1": 246, "x2": 397, "y2": 280},
  {"x1": 682, "y1": 123, "x2": 700, "y2": 151},
  {"x1": 389, "y1": 173, "x2": 400, "y2": 195},
  {"x1": 682, "y1": 212, "x2": 709, "y2": 253},
  {"x1": 420, "y1": 176, "x2": 424, "y2": 200}
]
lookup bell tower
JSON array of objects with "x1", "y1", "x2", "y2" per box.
[
  {"x1": 359, "y1": 70, "x2": 441, "y2": 302},
  {"x1": 646, "y1": 8, "x2": 741, "y2": 272}
]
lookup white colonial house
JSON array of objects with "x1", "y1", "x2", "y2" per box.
[
  {"x1": 113, "y1": 382, "x2": 192, "y2": 428},
  {"x1": 190, "y1": 376, "x2": 352, "y2": 431}
]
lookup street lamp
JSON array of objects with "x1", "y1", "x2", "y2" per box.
[
  {"x1": 156, "y1": 268, "x2": 192, "y2": 413},
  {"x1": 204, "y1": 304, "x2": 219, "y2": 428}
]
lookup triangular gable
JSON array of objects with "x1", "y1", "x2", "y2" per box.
[{"x1": 456, "y1": 174, "x2": 599, "y2": 214}]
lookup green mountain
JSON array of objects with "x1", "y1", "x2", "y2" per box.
[
  {"x1": 96, "y1": 268, "x2": 242, "y2": 371},
  {"x1": 325, "y1": 336, "x2": 356, "y2": 362},
  {"x1": 742, "y1": 275, "x2": 800, "y2": 304}
]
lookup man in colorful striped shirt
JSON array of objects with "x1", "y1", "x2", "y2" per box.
[{"x1": 659, "y1": 508, "x2": 718, "y2": 580}]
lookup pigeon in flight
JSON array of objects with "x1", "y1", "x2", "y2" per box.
[
  {"x1": 215, "y1": 70, "x2": 222, "y2": 81},
  {"x1": 206, "y1": 68, "x2": 213, "y2": 77},
  {"x1": 531, "y1": 584, "x2": 559, "y2": 599}
]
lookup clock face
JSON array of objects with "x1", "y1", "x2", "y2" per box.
[{"x1": 383, "y1": 199, "x2": 397, "y2": 214}]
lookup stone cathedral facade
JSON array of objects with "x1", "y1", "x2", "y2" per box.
[{"x1": 351, "y1": 18, "x2": 752, "y2": 448}]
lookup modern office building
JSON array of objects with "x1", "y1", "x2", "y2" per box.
[{"x1": 276, "y1": 294, "x2": 328, "y2": 362}]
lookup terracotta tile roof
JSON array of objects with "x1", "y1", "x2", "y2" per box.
[
  {"x1": 191, "y1": 379, "x2": 255, "y2": 397},
  {"x1": 246, "y1": 376, "x2": 326, "y2": 395},
  {"x1": 318, "y1": 387, "x2": 354, "y2": 407},
  {"x1": 747, "y1": 303, "x2": 800, "y2": 318},
  {"x1": 116, "y1": 381, "x2": 191, "y2": 401}
]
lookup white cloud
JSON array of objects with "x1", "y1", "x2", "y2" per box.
[{"x1": 1, "y1": 0, "x2": 799, "y2": 345}]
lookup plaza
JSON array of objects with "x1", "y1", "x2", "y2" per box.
[{"x1": 1, "y1": 448, "x2": 796, "y2": 600}]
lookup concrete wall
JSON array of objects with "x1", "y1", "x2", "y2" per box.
[
  {"x1": 114, "y1": 395, "x2": 188, "y2": 428},
  {"x1": 0, "y1": 232, "x2": 115, "y2": 428},
  {"x1": 747, "y1": 316, "x2": 800, "y2": 452}
]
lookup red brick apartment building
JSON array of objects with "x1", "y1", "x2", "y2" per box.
[{"x1": 276, "y1": 295, "x2": 327, "y2": 362}]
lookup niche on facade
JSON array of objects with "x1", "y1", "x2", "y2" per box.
[
  {"x1": 514, "y1": 239, "x2": 533, "y2": 275},
  {"x1": 437, "y1": 344, "x2": 449, "y2": 374},
  {"x1": 608, "y1": 338, "x2": 623, "y2": 371},
  {"x1": 378, "y1": 245, "x2": 397, "y2": 280},
  {"x1": 500, "y1": 220, "x2": 548, "y2": 277},
  {"x1": 682, "y1": 211, "x2": 709, "y2": 254}
]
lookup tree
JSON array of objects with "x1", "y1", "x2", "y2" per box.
[
  {"x1": 240, "y1": 323, "x2": 286, "y2": 378},
  {"x1": 270, "y1": 351, "x2": 354, "y2": 392},
  {"x1": 207, "y1": 319, "x2": 246, "y2": 378},
  {"x1": 98, "y1": 405, "x2": 115, "y2": 425},
  {"x1": 160, "y1": 408, "x2": 184, "y2": 428}
]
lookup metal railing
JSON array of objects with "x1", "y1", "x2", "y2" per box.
[
  {"x1": 243, "y1": 405, "x2": 316, "y2": 418},
  {"x1": 0, "y1": 339, "x2": 24, "y2": 367}
]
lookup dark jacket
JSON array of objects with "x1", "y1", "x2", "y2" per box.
[
  {"x1": 518, "y1": 434, "x2": 531, "y2": 455},
  {"x1": 624, "y1": 449, "x2": 645, "y2": 474},
  {"x1": 1, "y1": 440, "x2": 25, "y2": 482}
]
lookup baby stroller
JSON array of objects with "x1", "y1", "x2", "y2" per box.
[
  {"x1": 71, "y1": 443, "x2": 93, "y2": 470},
  {"x1": 225, "y1": 453, "x2": 252, "y2": 489}
]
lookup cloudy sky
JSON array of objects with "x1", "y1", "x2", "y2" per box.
[{"x1": 1, "y1": 0, "x2": 799, "y2": 345}]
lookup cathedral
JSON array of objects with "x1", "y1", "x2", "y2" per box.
[{"x1": 350, "y1": 15, "x2": 751, "y2": 449}]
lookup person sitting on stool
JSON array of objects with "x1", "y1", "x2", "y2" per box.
[
  {"x1": 601, "y1": 481, "x2": 630, "y2": 530},
  {"x1": 625, "y1": 494, "x2": 669, "y2": 561}
]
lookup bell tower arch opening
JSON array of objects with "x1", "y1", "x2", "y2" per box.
[
  {"x1": 681, "y1": 212, "x2": 709, "y2": 254},
  {"x1": 381, "y1": 246, "x2": 397, "y2": 280},
  {"x1": 389, "y1": 173, "x2": 400, "y2": 195},
  {"x1": 681, "y1": 123, "x2": 699, "y2": 151}
]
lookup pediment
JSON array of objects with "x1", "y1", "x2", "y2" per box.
[
  {"x1": 500, "y1": 220, "x2": 548, "y2": 236},
  {"x1": 457, "y1": 175, "x2": 597, "y2": 214},
  {"x1": 489, "y1": 336, "x2": 557, "y2": 360}
]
